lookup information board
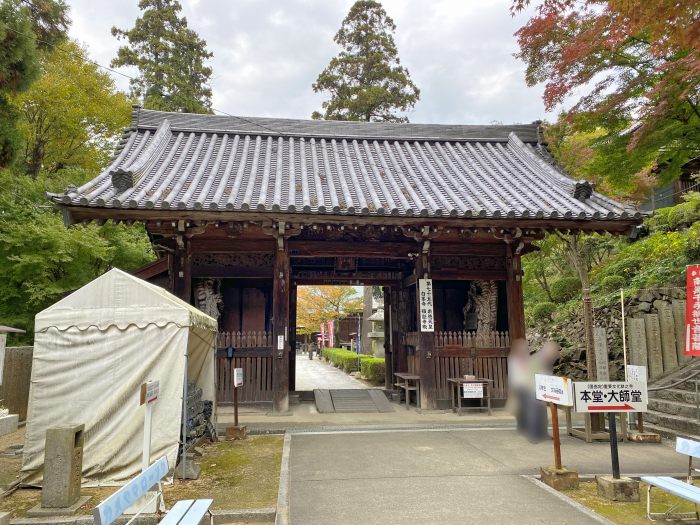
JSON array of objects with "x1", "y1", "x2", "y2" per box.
[
  {"x1": 418, "y1": 279, "x2": 434, "y2": 332},
  {"x1": 462, "y1": 383, "x2": 484, "y2": 399},
  {"x1": 686, "y1": 264, "x2": 700, "y2": 356},
  {"x1": 573, "y1": 381, "x2": 647, "y2": 412},
  {"x1": 234, "y1": 368, "x2": 244, "y2": 387},
  {"x1": 140, "y1": 380, "x2": 159, "y2": 405},
  {"x1": 535, "y1": 374, "x2": 574, "y2": 406},
  {"x1": 626, "y1": 365, "x2": 647, "y2": 383}
]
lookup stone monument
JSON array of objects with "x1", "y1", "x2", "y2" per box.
[{"x1": 28, "y1": 424, "x2": 90, "y2": 516}]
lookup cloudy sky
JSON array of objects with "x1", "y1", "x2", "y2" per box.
[{"x1": 67, "y1": 0, "x2": 555, "y2": 125}]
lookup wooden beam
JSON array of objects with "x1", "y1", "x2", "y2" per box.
[
  {"x1": 289, "y1": 240, "x2": 415, "y2": 258},
  {"x1": 272, "y1": 246, "x2": 290, "y2": 413},
  {"x1": 394, "y1": 286, "x2": 410, "y2": 377},
  {"x1": 505, "y1": 246, "x2": 526, "y2": 341}
]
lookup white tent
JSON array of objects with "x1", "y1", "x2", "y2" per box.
[{"x1": 22, "y1": 268, "x2": 217, "y2": 484}]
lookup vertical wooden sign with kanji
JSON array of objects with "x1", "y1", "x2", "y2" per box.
[{"x1": 686, "y1": 265, "x2": 700, "y2": 356}]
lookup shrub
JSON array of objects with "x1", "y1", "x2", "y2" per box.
[
  {"x1": 322, "y1": 347, "x2": 372, "y2": 373},
  {"x1": 532, "y1": 302, "x2": 557, "y2": 320},
  {"x1": 550, "y1": 276, "x2": 581, "y2": 302},
  {"x1": 600, "y1": 275, "x2": 626, "y2": 292},
  {"x1": 360, "y1": 357, "x2": 386, "y2": 385}
]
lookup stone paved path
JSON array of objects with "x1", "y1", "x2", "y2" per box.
[{"x1": 294, "y1": 354, "x2": 369, "y2": 391}]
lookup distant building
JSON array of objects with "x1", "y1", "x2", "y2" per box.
[{"x1": 641, "y1": 158, "x2": 700, "y2": 212}]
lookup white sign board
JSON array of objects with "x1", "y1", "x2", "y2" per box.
[
  {"x1": 234, "y1": 367, "x2": 244, "y2": 387},
  {"x1": 140, "y1": 380, "x2": 159, "y2": 405},
  {"x1": 277, "y1": 335, "x2": 284, "y2": 350},
  {"x1": 535, "y1": 374, "x2": 574, "y2": 406},
  {"x1": 626, "y1": 365, "x2": 647, "y2": 383},
  {"x1": 462, "y1": 383, "x2": 484, "y2": 399},
  {"x1": 0, "y1": 334, "x2": 5, "y2": 387},
  {"x1": 573, "y1": 381, "x2": 647, "y2": 412},
  {"x1": 418, "y1": 278, "x2": 434, "y2": 332}
]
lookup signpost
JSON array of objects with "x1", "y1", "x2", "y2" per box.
[
  {"x1": 535, "y1": 375, "x2": 573, "y2": 471},
  {"x1": 139, "y1": 380, "x2": 159, "y2": 472},
  {"x1": 233, "y1": 367, "x2": 243, "y2": 427},
  {"x1": 686, "y1": 264, "x2": 700, "y2": 357},
  {"x1": 574, "y1": 380, "x2": 648, "y2": 479},
  {"x1": 418, "y1": 279, "x2": 434, "y2": 332}
]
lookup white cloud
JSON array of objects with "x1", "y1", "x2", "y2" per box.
[{"x1": 66, "y1": 0, "x2": 551, "y2": 124}]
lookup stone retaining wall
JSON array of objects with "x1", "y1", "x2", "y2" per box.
[{"x1": 529, "y1": 288, "x2": 687, "y2": 381}]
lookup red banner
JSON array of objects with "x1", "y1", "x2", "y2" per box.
[
  {"x1": 328, "y1": 320, "x2": 335, "y2": 347},
  {"x1": 686, "y1": 265, "x2": 700, "y2": 356}
]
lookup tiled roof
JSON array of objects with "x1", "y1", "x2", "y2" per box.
[{"x1": 49, "y1": 108, "x2": 640, "y2": 222}]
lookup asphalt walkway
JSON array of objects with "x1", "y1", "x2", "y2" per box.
[
  {"x1": 287, "y1": 428, "x2": 688, "y2": 524},
  {"x1": 294, "y1": 354, "x2": 369, "y2": 391}
]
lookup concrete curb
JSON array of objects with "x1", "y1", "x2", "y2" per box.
[
  {"x1": 211, "y1": 508, "x2": 276, "y2": 523},
  {"x1": 274, "y1": 432, "x2": 291, "y2": 525},
  {"x1": 249, "y1": 422, "x2": 519, "y2": 435},
  {"x1": 521, "y1": 475, "x2": 615, "y2": 525}
]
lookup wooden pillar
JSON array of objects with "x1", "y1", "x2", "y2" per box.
[
  {"x1": 383, "y1": 287, "x2": 393, "y2": 388},
  {"x1": 172, "y1": 236, "x2": 192, "y2": 303},
  {"x1": 272, "y1": 247, "x2": 290, "y2": 413},
  {"x1": 289, "y1": 283, "x2": 297, "y2": 392},
  {"x1": 415, "y1": 253, "x2": 437, "y2": 409},
  {"x1": 505, "y1": 246, "x2": 526, "y2": 341},
  {"x1": 394, "y1": 286, "x2": 409, "y2": 375}
]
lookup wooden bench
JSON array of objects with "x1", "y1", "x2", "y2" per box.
[
  {"x1": 94, "y1": 456, "x2": 213, "y2": 525},
  {"x1": 394, "y1": 372, "x2": 421, "y2": 410},
  {"x1": 641, "y1": 437, "x2": 700, "y2": 521}
]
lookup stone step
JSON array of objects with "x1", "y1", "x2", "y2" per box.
[
  {"x1": 644, "y1": 422, "x2": 700, "y2": 443},
  {"x1": 644, "y1": 410, "x2": 700, "y2": 436},
  {"x1": 648, "y1": 398, "x2": 700, "y2": 419},
  {"x1": 651, "y1": 388, "x2": 698, "y2": 405}
]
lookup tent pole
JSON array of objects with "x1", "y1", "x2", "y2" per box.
[{"x1": 181, "y1": 352, "x2": 188, "y2": 482}]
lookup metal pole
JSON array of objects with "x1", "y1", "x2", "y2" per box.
[
  {"x1": 142, "y1": 402, "x2": 152, "y2": 472},
  {"x1": 608, "y1": 412, "x2": 620, "y2": 479},
  {"x1": 181, "y1": 354, "x2": 188, "y2": 482},
  {"x1": 549, "y1": 403, "x2": 562, "y2": 470}
]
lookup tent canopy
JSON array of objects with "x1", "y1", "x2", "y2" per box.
[{"x1": 23, "y1": 268, "x2": 217, "y2": 484}]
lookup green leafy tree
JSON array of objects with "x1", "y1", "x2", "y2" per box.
[
  {"x1": 0, "y1": 168, "x2": 154, "y2": 345},
  {"x1": 512, "y1": 0, "x2": 700, "y2": 190},
  {"x1": 14, "y1": 40, "x2": 131, "y2": 177},
  {"x1": 312, "y1": 0, "x2": 419, "y2": 122},
  {"x1": 111, "y1": 0, "x2": 213, "y2": 113},
  {"x1": 0, "y1": 0, "x2": 68, "y2": 167}
]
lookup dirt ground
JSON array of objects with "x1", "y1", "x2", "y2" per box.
[{"x1": 0, "y1": 434, "x2": 283, "y2": 519}]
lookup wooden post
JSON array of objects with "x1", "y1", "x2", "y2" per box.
[
  {"x1": 549, "y1": 403, "x2": 562, "y2": 470},
  {"x1": 289, "y1": 284, "x2": 297, "y2": 392},
  {"x1": 395, "y1": 286, "x2": 410, "y2": 375},
  {"x1": 272, "y1": 244, "x2": 290, "y2": 413},
  {"x1": 505, "y1": 248, "x2": 526, "y2": 340},
  {"x1": 384, "y1": 287, "x2": 393, "y2": 388},
  {"x1": 415, "y1": 253, "x2": 437, "y2": 409},
  {"x1": 171, "y1": 236, "x2": 192, "y2": 302}
]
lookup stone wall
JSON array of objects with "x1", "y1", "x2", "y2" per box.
[{"x1": 529, "y1": 288, "x2": 687, "y2": 381}]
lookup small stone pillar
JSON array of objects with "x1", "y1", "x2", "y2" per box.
[{"x1": 29, "y1": 425, "x2": 90, "y2": 516}]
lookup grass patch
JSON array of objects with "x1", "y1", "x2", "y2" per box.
[
  {"x1": 0, "y1": 436, "x2": 283, "y2": 518},
  {"x1": 563, "y1": 480, "x2": 699, "y2": 525}
]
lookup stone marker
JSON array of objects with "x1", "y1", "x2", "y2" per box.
[
  {"x1": 28, "y1": 424, "x2": 91, "y2": 516},
  {"x1": 593, "y1": 328, "x2": 609, "y2": 381},
  {"x1": 672, "y1": 300, "x2": 690, "y2": 363},
  {"x1": 627, "y1": 318, "x2": 648, "y2": 368},
  {"x1": 644, "y1": 314, "x2": 664, "y2": 378},
  {"x1": 596, "y1": 475, "x2": 640, "y2": 502},
  {"x1": 657, "y1": 303, "x2": 679, "y2": 372},
  {"x1": 0, "y1": 511, "x2": 9, "y2": 525},
  {"x1": 0, "y1": 413, "x2": 18, "y2": 437}
]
